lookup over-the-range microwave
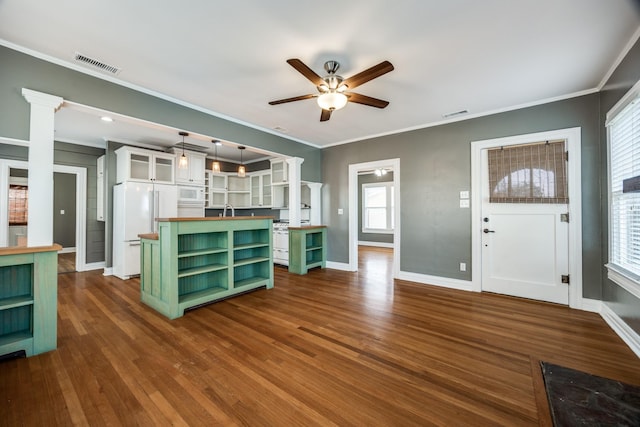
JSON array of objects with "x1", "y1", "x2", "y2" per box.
[{"x1": 177, "y1": 185, "x2": 205, "y2": 206}]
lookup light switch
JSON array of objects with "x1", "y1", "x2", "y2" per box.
[
  {"x1": 60, "y1": 210, "x2": 65, "y2": 215},
  {"x1": 459, "y1": 190, "x2": 469, "y2": 199},
  {"x1": 459, "y1": 199, "x2": 469, "y2": 208},
  {"x1": 338, "y1": 208, "x2": 344, "y2": 215}
]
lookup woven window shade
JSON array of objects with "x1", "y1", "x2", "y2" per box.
[
  {"x1": 488, "y1": 140, "x2": 568, "y2": 204},
  {"x1": 8, "y1": 185, "x2": 28, "y2": 225}
]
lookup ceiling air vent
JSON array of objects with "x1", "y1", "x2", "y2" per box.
[
  {"x1": 442, "y1": 109, "x2": 469, "y2": 119},
  {"x1": 73, "y1": 52, "x2": 121, "y2": 75}
]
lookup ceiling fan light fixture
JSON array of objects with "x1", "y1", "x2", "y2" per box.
[
  {"x1": 317, "y1": 91, "x2": 348, "y2": 111},
  {"x1": 178, "y1": 131, "x2": 189, "y2": 169}
]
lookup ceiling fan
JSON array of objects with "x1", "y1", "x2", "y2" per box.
[{"x1": 269, "y1": 58, "x2": 394, "y2": 122}]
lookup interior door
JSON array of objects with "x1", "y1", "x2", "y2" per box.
[{"x1": 480, "y1": 147, "x2": 570, "y2": 305}]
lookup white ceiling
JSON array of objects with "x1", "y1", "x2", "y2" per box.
[{"x1": 1, "y1": 0, "x2": 639, "y2": 161}]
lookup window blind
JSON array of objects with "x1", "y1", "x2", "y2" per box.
[
  {"x1": 487, "y1": 140, "x2": 568, "y2": 204},
  {"x1": 609, "y1": 94, "x2": 640, "y2": 278}
]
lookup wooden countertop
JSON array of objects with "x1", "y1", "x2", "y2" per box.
[
  {"x1": 288, "y1": 225, "x2": 327, "y2": 230},
  {"x1": 0, "y1": 243, "x2": 63, "y2": 256},
  {"x1": 155, "y1": 216, "x2": 275, "y2": 222},
  {"x1": 139, "y1": 233, "x2": 159, "y2": 240}
]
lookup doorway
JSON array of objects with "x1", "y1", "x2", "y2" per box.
[
  {"x1": 471, "y1": 128, "x2": 583, "y2": 308},
  {"x1": 348, "y1": 158, "x2": 400, "y2": 276},
  {"x1": 0, "y1": 159, "x2": 87, "y2": 271}
]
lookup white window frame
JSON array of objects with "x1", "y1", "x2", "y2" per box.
[
  {"x1": 605, "y1": 78, "x2": 640, "y2": 300},
  {"x1": 362, "y1": 182, "x2": 394, "y2": 234}
]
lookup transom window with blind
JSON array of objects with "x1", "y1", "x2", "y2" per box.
[
  {"x1": 487, "y1": 140, "x2": 568, "y2": 204},
  {"x1": 606, "y1": 79, "x2": 640, "y2": 291}
]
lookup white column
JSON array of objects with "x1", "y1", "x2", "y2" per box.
[
  {"x1": 286, "y1": 157, "x2": 304, "y2": 227},
  {"x1": 22, "y1": 89, "x2": 63, "y2": 247},
  {"x1": 307, "y1": 182, "x2": 323, "y2": 225}
]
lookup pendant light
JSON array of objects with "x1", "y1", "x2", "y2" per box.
[
  {"x1": 212, "y1": 140, "x2": 221, "y2": 173},
  {"x1": 237, "y1": 146, "x2": 246, "y2": 177},
  {"x1": 178, "y1": 131, "x2": 189, "y2": 169}
]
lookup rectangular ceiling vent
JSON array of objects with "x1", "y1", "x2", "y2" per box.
[
  {"x1": 73, "y1": 52, "x2": 121, "y2": 75},
  {"x1": 442, "y1": 109, "x2": 469, "y2": 119}
]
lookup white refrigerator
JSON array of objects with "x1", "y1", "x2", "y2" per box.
[{"x1": 113, "y1": 182, "x2": 177, "y2": 280}]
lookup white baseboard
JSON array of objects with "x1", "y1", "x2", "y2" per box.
[
  {"x1": 358, "y1": 241, "x2": 394, "y2": 249},
  {"x1": 81, "y1": 261, "x2": 105, "y2": 272},
  {"x1": 103, "y1": 267, "x2": 113, "y2": 276},
  {"x1": 398, "y1": 271, "x2": 473, "y2": 292},
  {"x1": 326, "y1": 261, "x2": 353, "y2": 272},
  {"x1": 600, "y1": 303, "x2": 640, "y2": 359},
  {"x1": 58, "y1": 247, "x2": 76, "y2": 254},
  {"x1": 579, "y1": 298, "x2": 602, "y2": 313}
]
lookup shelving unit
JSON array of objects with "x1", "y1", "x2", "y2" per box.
[
  {"x1": 288, "y1": 226, "x2": 326, "y2": 275},
  {"x1": 0, "y1": 244, "x2": 60, "y2": 358},
  {"x1": 139, "y1": 218, "x2": 273, "y2": 319}
]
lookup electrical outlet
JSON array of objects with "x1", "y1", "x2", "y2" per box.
[
  {"x1": 60, "y1": 210, "x2": 65, "y2": 215},
  {"x1": 459, "y1": 199, "x2": 469, "y2": 208},
  {"x1": 459, "y1": 190, "x2": 469, "y2": 199},
  {"x1": 338, "y1": 208, "x2": 344, "y2": 215},
  {"x1": 460, "y1": 262, "x2": 466, "y2": 272}
]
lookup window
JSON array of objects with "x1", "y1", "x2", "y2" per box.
[
  {"x1": 487, "y1": 140, "x2": 568, "y2": 204},
  {"x1": 8, "y1": 185, "x2": 28, "y2": 225},
  {"x1": 362, "y1": 182, "x2": 394, "y2": 233},
  {"x1": 607, "y1": 80, "x2": 640, "y2": 291}
]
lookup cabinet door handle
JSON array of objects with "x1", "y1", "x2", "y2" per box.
[{"x1": 483, "y1": 228, "x2": 495, "y2": 233}]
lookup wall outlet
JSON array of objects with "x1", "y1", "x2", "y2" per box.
[
  {"x1": 460, "y1": 262, "x2": 466, "y2": 272},
  {"x1": 459, "y1": 190, "x2": 469, "y2": 199},
  {"x1": 338, "y1": 208, "x2": 344, "y2": 215},
  {"x1": 459, "y1": 199, "x2": 470, "y2": 208},
  {"x1": 60, "y1": 210, "x2": 65, "y2": 215}
]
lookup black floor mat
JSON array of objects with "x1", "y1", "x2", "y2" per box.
[{"x1": 541, "y1": 361, "x2": 640, "y2": 426}]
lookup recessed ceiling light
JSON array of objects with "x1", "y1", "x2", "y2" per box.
[
  {"x1": 101, "y1": 116, "x2": 113, "y2": 122},
  {"x1": 212, "y1": 140, "x2": 222, "y2": 146}
]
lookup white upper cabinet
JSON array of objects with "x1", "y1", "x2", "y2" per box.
[
  {"x1": 205, "y1": 171, "x2": 227, "y2": 208},
  {"x1": 115, "y1": 146, "x2": 175, "y2": 184},
  {"x1": 270, "y1": 159, "x2": 288, "y2": 184},
  {"x1": 170, "y1": 149, "x2": 206, "y2": 186},
  {"x1": 250, "y1": 171, "x2": 272, "y2": 207}
]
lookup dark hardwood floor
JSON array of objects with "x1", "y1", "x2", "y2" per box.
[
  {"x1": 57, "y1": 252, "x2": 75, "y2": 274},
  {"x1": 2, "y1": 246, "x2": 640, "y2": 426}
]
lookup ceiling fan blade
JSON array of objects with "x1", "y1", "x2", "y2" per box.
[
  {"x1": 287, "y1": 58, "x2": 324, "y2": 86},
  {"x1": 342, "y1": 60, "x2": 394, "y2": 90},
  {"x1": 268, "y1": 94, "x2": 316, "y2": 105},
  {"x1": 320, "y1": 109, "x2": 332, "y2": 122},
  {"x1": 347, "y1": 93, "x2": 389, "y2": 108}
]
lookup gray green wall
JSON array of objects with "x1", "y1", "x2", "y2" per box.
[
  {"x1": 53, "y1": 172, "x2": 76, "y2": 248},
  {"x1": 599, "y1": 37, "x2": 640, "y2": 335},
  {"x1": 322, "y1": 93, "x2": 601, "y2": 295},
  {"x1": 358, "y1": 172, "x2": 394, "y2": 244},
  {"x1": 0, "y1": 141, "x2": 106, "y2": 263}
]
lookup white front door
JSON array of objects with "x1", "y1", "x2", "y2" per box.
[{"x1": 480, "y1": 150, "x2": 570, "y2": 305}]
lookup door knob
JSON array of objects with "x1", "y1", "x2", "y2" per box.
[{"x1": 483, "y1": 228, "x2": 495, "y2": 233}]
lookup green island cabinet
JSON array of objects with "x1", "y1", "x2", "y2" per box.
[
  {"x1": 0, "y1": 244, "x2": 60, "y2": 358},
  {"x1": 139, "y1": 217, "x2": 274, "y2": 319},
  {"x1": 288, "y1": 226, "x2": 327, "y2": 275}
]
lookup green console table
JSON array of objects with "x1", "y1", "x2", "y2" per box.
[
  {"x1": 288, "y1": 226, "x2": 327, "y2": 275},
  {"x1": 0, "y1": 244, "x2": 61, "y2": 358},
  {"x1": 139, "y1": 217, "x2": 274, "y2": 319}
]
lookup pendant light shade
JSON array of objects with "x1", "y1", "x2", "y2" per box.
[
  {"x1": 212, "y1": 140, "x2": 221, "y2": 173},
  {"x1": 178, "y1": 131, "x2": 189, "y2": 169},
  {"x1": 237, "y1": 146, "x2": 246, "y2": 177}
]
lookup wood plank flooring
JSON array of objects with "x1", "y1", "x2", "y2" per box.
[{"x1": 2, "y1": 247, "x2": 640, "y2": 426}]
